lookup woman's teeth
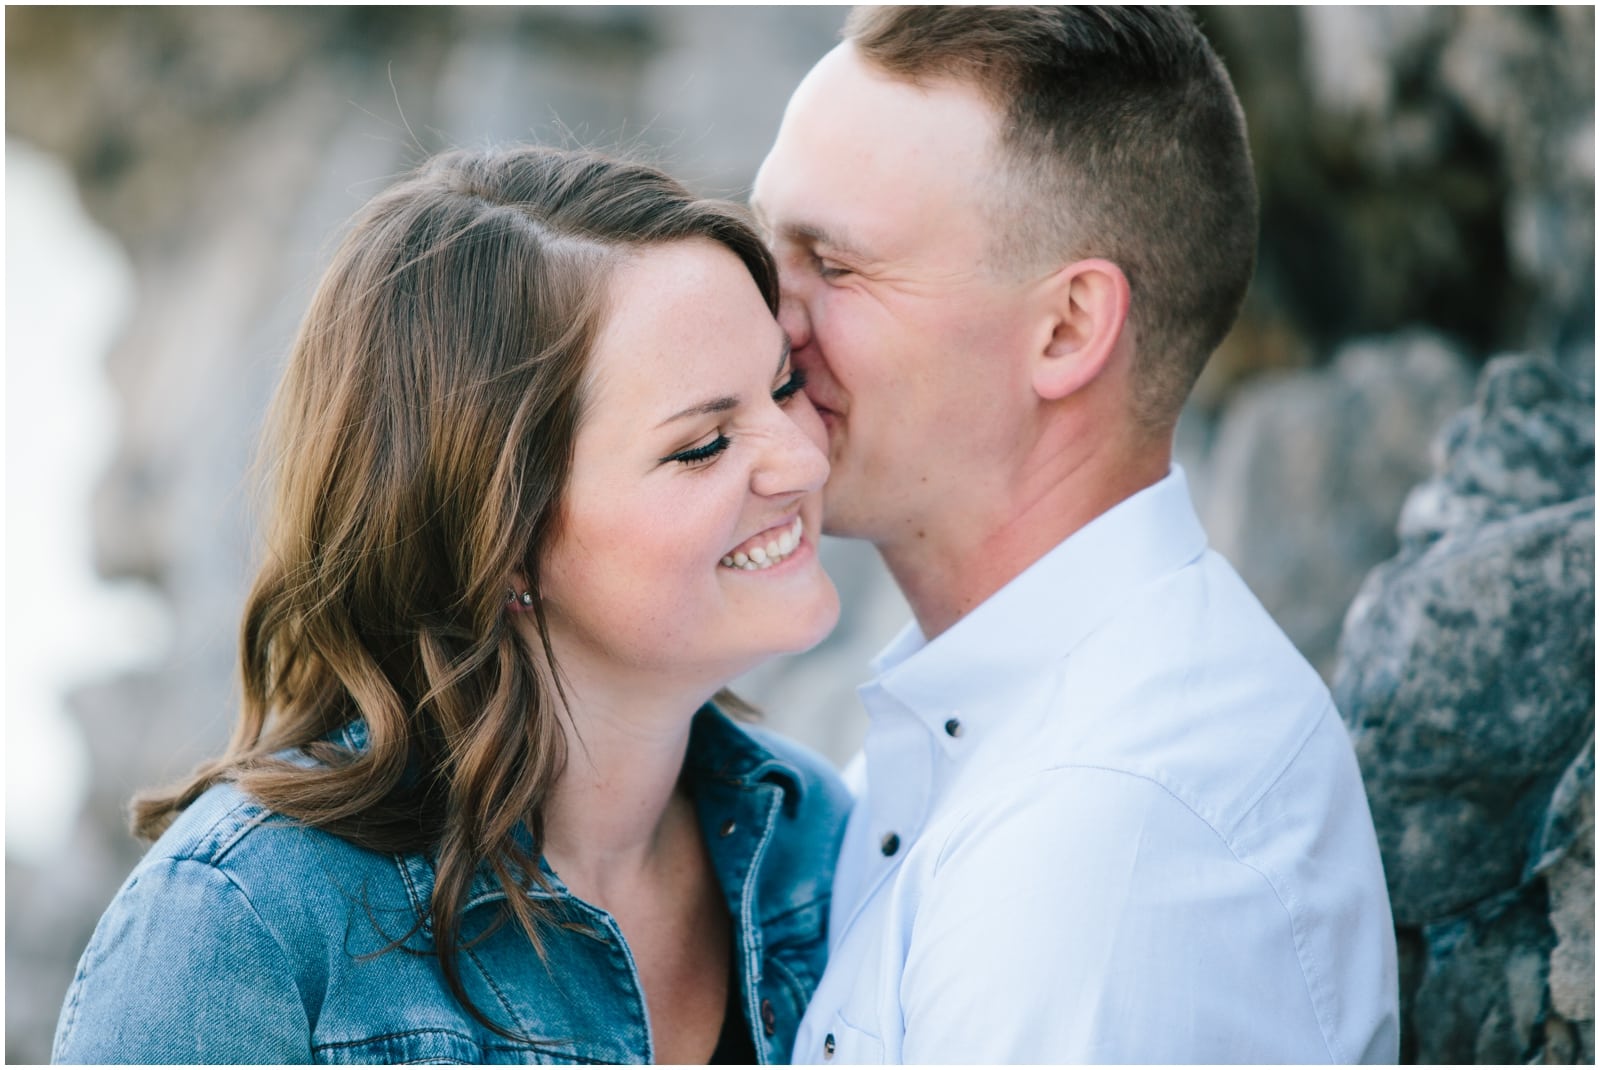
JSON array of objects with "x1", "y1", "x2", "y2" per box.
[{"x1": 721, "y1": 517, "x2": 805, "y2": 571}]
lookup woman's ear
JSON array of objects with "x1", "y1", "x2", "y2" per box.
[
  {"x1": 1031, "y1": 258, "x2": 1131, "y2": 402},
  {"x1": 506, "y1": 574, "x2": 536, "y2": 611}
]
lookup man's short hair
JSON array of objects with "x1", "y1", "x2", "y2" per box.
[{"x1": 845, "y1": 6, "x2": 1259, "y2": 428}]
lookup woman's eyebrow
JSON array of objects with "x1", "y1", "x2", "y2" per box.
[
  {"x1": 654, "y1": 337, "x2": 793, "y2": 429},
  {"x1": 656, "y1": 394, "x2": 738, "y2": 429}
]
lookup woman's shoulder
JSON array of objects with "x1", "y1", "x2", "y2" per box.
[
  {"x1": 140, "y1": 778, "x2": 286, "y2": 866},
  {"x1": 133, "y1": 776, "x2": 405, "y2": 934},
  {"x1": 55, "y1": 780, "x2": 370, "y2": 1062}
]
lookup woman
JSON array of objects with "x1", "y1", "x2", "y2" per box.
[{"x1": 52, "y1": 146, "x2": 849, "y2": 1064}]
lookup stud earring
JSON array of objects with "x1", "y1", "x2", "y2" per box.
[
  {"x1": 505, "y1": 588, "x2": 535, "y2": 609},
  {"x1": 519, "y1": 591, "x2": 535, "y2": 607}
]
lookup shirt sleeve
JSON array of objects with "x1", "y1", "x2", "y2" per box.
[
  {"x1": 898, "y1": 767, "x2": 1335, "y2": 1064},
  {"x1": 53, "y1": 856, "x2": 314, "y2": 1064}
]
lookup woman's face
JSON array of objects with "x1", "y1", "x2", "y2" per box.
[{"x1": 538, "y1": 238, "x2": 840, "y2": 694}]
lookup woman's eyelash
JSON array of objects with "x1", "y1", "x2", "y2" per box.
[
  {"x1": 665, "y1": 368, "x2": 805, "y2": 467},
  {"x1": 666, "y1": 434, "x2": 730, "y2": 466},
  {"x1": 772, "y1": 366, "x2": 808, "y2": 402}
]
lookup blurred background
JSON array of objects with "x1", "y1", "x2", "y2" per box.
[{"x1": 5, "y1": 6, "x2": 1593, "y2": 1063}]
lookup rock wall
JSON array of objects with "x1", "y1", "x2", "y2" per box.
[
  {"x1": 5, "y1": 6, "x2": 1592, "y2": 1063},
  {"x1": 1336, "y1": 357, "x2": 1595, "y2": 1062}
]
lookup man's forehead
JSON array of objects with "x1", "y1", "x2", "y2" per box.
[
  {"x1": 756, "y1": 94, "x2": 996, "y2": 264},
  {"x1": 764, "y1": 50, "x2": 997, "y2": 187}
]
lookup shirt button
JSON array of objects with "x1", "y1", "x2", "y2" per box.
[
  {"x1": 824, "y1": 1033, "x2": 837, "y2": 1059},
  {"x1": 719, "y1": 819, "x2": 736, "y2": 837},
  {"x1": 881, "y1": 832, "x2": 900, "y2": 857},
  {"x1": 944, "y1": 717, "x2": 963, "y2": 738},
  {"x1": 760, "y1": 998, "x2": 776, "y2": 1036}
]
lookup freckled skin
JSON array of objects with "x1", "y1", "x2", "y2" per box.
[{"x1": 539, "y1": 240, "x2": 841, "y2": 698}]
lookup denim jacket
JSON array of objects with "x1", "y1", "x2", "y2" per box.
[{"x1": 53, "y1": 707, "x2": 851, "y2": 1064}]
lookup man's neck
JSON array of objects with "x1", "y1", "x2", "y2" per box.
[{"x1": 881, "y1": 435, "x2": 1172, "y2": 641}]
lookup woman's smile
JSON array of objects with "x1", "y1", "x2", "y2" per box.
[
  {"x1": 539, "y1": 238, "x2": 839, "y2": 686},
  {"x1": 720, "y1": 515, "x2": 805, "y2": 570}
]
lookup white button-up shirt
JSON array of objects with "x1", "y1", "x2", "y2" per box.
[{"x1": 794, "y1": 467, "x2": 1398, "y2": 1064}]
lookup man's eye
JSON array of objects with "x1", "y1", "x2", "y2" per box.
[
  {"x1": 812, "y1": 251, "x2": 851, "y2": 279},
  {"x1": 772, "y1": 366, "x2": 808, "y2": 404},
  {"x1": 665, "y1": 433, "x2": 730, "y2": 467}
]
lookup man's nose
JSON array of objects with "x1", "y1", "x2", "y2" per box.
[{"x1": 775, "y1": 286, "x2": 813, "y2": 355}]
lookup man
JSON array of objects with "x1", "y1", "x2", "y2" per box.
[{"x1": 752, "y1": 7, "x2": 1399, "y2": 1063}]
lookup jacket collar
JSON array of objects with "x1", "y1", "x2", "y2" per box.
[
  {"x1": 379, "y1": 702, "x2": 806, "y2": 935},
  {"x1": 683, "y1": 702, "x2": 808, "y2": 802}
]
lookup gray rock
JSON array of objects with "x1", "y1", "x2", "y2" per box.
[
  {"x1": 1300, "y1": 7, "x2": 1446, "y2": 121},
  {"x1": 1412, "y1": 882, "x2": 1556, "y2": 1064},
  {"x1": 1334, "y1": 349, "x2": 1595, "y2": 1063},
  {"x1": 1206, "y1": 8, "x2": 1594, "y2": 376},
  {"x1": 1530, "y1": 736, "x2": 1595, "y2": 881},
  {"x1": 1337, "y1": 497, "x2": 1594, "y2": 922},
  {"x1": 1202, "y1": 331, "x2": 1473, "y2": 677},
  {"x1": 1541, "y1": 739, "x2": 1595, "y2": 1028},
  {"x1": 1398, "y1": 355, "x2": 1595, "y2": 550}
]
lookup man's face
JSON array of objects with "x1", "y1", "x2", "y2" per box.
[{"x1": 753, "y1": 44, "x2": 1042, "y2": 547}]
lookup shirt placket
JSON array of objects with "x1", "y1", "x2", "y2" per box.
[{"x1": 833, "y1": 684, "x2": 935, "y2": 948}]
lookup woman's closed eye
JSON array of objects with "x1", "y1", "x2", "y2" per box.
[
  {"x1": 664, "y1": 367, "x2": 806, "y2": 467},
  {"x1": 772, "y1": 366, "x2": 808, "y2": 405},
  {"x1": 665, "y1": 432, "x2": 730, "y2": 467}
]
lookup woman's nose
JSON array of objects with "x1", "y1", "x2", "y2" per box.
[{"x1": 751, "y1": 404, "x2": 829, "y2": 499}]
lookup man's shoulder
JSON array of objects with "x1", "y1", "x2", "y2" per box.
[{"x1": 1033, "y1": 548, "x2": 1341, "y2": 827}]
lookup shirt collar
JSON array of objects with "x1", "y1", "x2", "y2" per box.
[{"x1": 868, "y1": 465, "x2": 1208, "y2": 733}]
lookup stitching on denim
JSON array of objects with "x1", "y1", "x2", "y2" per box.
[
  {"x1": 394, "y1": 853, "x2": 430, "y2": 937},
  {"x1": 211, "y1": 805, "x2": 276, "y2": 861},
  {"x1": 309, "y1": 1026, "x2": 581, "y2": 1060},
  {"x1": 765, "y1": 953, "x2": 811, "y2": 1010},
  {"x1": 462, "y1": 942, "x2": 524, "y2": 1032},
  {"x1": 726, "y1": 782, "x2": 784, "y2": 1059}
]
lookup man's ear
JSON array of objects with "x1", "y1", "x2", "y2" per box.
[{"x1": 1031, "y1": 258, "x2": 1131, "y2": 402}]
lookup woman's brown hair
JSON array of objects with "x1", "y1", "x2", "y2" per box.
[{"x1": 131, "y1": 145, "x2": 778, "y2": 1035}]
